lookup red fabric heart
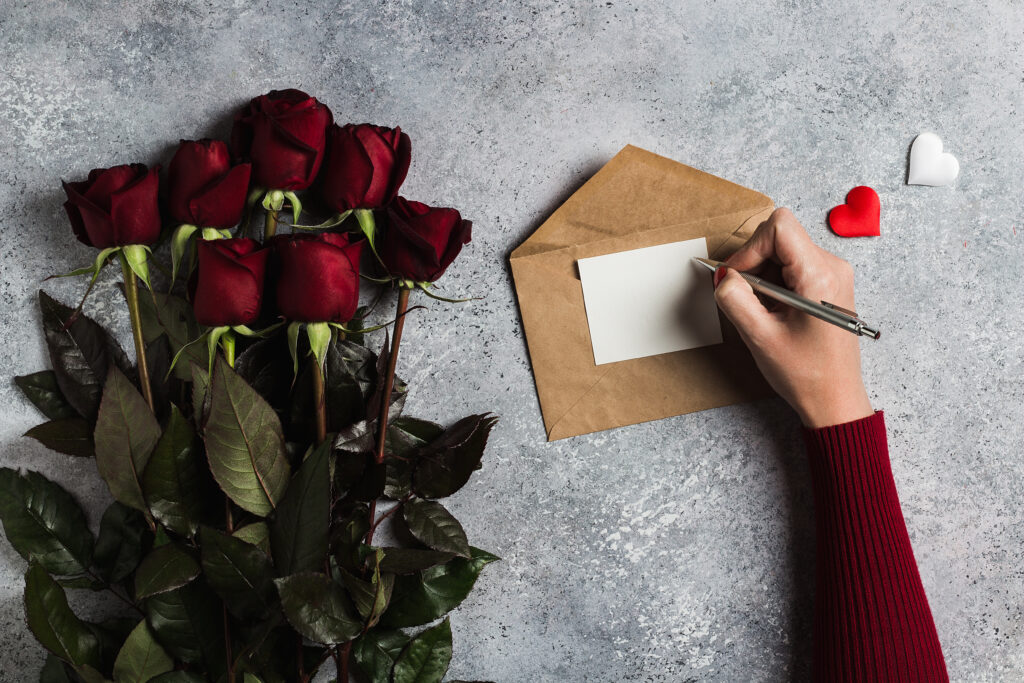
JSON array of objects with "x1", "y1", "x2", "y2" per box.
[{"x1": 828, "y1": 186, "x2": 880, "y2": 237}]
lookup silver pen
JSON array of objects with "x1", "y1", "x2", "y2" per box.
[{"x1": 693, "y1": 257, "x2": 880, "y2": 340}]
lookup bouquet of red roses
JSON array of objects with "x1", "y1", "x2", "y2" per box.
[{"x1": 2, "y1": 89, "x2": 496, "y2": 683}]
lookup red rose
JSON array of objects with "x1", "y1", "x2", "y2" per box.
[
  {"x1": 192, "y1": 239, "x2": 269, "y2": 327},
  {"x1": 168, "y1": 140, "x2": 251, "y2": 228},
  {"x1": 379, "y1": 197, "x2": 472, "y2": 282},
  {"x1": 320, "y1": 124, "x2": 411, "y2": 211},
  {"x1": 230, "y1": 89, "x2": 333, "y2": 191},
  {"x1": 274, "y1": 233, "x2": 363, "y2": 323},
  {"x1": 62, "y1": 164, "x2": 161, "y2": 248}
]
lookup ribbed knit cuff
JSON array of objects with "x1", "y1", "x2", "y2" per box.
[
  {"x1": 800, "y1": 409, "x2": 949, "y2": 682},
  {"x1": 802, "y1": 409, "x2": 887, "y2": 459}
]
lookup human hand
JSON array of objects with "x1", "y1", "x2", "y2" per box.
[{"x1": 712, "y1": 208, "x2": 874, "y2": 428}]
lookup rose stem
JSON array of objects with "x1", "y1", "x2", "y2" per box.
[
  {"x1": 365, "y1": 287, "x2": 412, "y2": 549},
  {"x1": 264, "y1": 208, "x2": 279, "y2": 240},
  {"x1": 339, "y1": 643, "x2": 351, "y2": 682},
  {"x1": 310, "y1": 350, "x2": 339, "y2": 676},
  {"x1": 312, "y1": 357, "x2": 327, "y2": 444},
  {"x1": 119, "y1": 253, "x2": 155, "y2": 411},
  {"x1": 221, "y1": 333, "x2": 236, "y2": 683}
]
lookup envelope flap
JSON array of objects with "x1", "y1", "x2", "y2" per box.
[{"x1": 510, "y1": 145, "x2": 772, "y2": 260}]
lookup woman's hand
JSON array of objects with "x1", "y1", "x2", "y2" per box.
[{"x1": 713, "y1": 208, "x2": 874, "y2": 428}]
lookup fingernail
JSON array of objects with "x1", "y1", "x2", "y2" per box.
[{"x1": 713, "y1": 266, "x2": 727, "y2": 289}]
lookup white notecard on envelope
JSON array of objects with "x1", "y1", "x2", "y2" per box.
[{"x1": 577, "y1": 237, "x2": 723, "y2": 365}]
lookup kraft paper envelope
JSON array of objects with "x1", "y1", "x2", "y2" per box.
[{"x1": 510, "y1": 145, "x2": 776, "y2": 441}]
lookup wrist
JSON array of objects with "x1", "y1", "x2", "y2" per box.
[{"x1": 795, "y1": 386, "x2": 874, "y2": 429}]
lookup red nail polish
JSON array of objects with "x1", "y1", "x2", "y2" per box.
[{"x1": 713, "y1": 266, "x2": 727, "y2": 288}]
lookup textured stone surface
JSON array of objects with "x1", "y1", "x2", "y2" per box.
[{"x1": 1, "y1": 1, "x2": 1022, "y2": 680}]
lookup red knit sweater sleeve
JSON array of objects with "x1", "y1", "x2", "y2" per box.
[{"x1": 803, "y1": 411, "x2": 948, "y2": 682}]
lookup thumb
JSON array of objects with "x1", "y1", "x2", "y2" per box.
[{"x1": 713, "y1": 268, "x2": 777, "y2": 344}]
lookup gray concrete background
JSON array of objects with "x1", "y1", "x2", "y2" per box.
[{"x1": 1, "y1": 0, "x2": 1022, "y2": 680}]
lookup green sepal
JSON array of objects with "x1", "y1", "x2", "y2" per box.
[
  {"x1": 291, "y1": 210, "x2": 351, "y2": 230},
  {"x1": 355, "y1": 208, "x2": 385, "y2": 263},
  {"x1": 219, "y1": 330, "x2": 236, "y2": 368},
  {"x1": 305, "y1": 321, "x2": 331, "y2": 371},
  {"x1": 49, "y1": 247, "x2": 120, "y2": 286},
  {"x1": 166, "y1": 331, "x2": 210, "y2": 381},
  {"x1": 206, "y1": 326, "x2": 231, "y2": 375},
  {"x1": 287, "y1": 322, "x2": 302, "y2": 377},
  {"x1": 170, "y1": 225, "x2": 198, "y2": 284},
  {"x1": 201, "y1": 227, "x2": 229, "y2": 241},
  {"x1": 120, "y1": 245, "x2": 152, "y2": 290},
  {"x1": 261, "y1": 190, "x2": 285, "y2": 212},
  {"x1": 415, "y1": 282, "x2": 477, "y2": 303},
  {"x1": 355, "y1": 209, "x2": 376, "y2": 247},
  {"x1": 327, "y1": 319, "x2": 401, "y2": 336},
  {"x1": 359, "y1": 272, "x2": 394, "y2": 284},
  {"x1": 282, "y1": 191, "x2": 302, "y2": 225},
  {"x1": 231, "y1": 321, "x2": 284, "y2": 338}
]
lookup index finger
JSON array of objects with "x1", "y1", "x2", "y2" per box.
[{"x1": 724, "y1": 208, "x2": 816, "y2": 273}]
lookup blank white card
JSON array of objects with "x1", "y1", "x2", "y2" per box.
[{"x1": 577, "y1": 237, "x2": 723, "y2": 365}]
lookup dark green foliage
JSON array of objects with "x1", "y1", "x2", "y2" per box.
[
  {"x1": 142, "y1": 405, "x2": 206, "y2": 537},
  {"x1": 15, "y1": 371, "x2": 78, "y2": 420},
  {"x1": 12, "y1": 291, "x2": 497, "y2": 682},
  {"x1": 269, "y1": 440, "x2": 330, "y2": 575},
  {"x1": 0, "y1": 469, "x2": 93, "y2": 575}
]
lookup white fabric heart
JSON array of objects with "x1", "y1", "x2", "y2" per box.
[{"x1": 908, "y1": 132, "x2": 959, "y2": 186}]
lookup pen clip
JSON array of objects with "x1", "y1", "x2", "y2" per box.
[{"x1": 820, "y1": 300, "x2": 859, "y2": 319}]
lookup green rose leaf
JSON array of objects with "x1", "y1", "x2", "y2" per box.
[
  {"x1": 351, "y1": 629, "x2": 411, "y2": 683},
  {"x1": 149, "y1": 673, "x2": 207, "y2": 683},
  {"x1": 412, "y1": 415, "x2": 497, "y2": 499},
  {"x1": 111, "y1": 619, "x2": 173, "y2": 683},
  {"x1": 23, "y1": 564, "x2": 100, "y2": 669},
  {"x1": 377, "y1": 548, "x2": 455, "y2": 575},
  {"x1": 380, "y1": 548, "x2": 499, "y2": 628},
  {"x1": 141, "y1": 405, "x2": 205, "y2": 536},
  {"x1": 144, "y1": 581, "x2": 224, "y2": 674},
  {"x1": 15, "y1": 371, "x2": 78, "y2": 420},
  {"x1": 39, "y1": 291, "x2": 131, "y2": 420},
  {"x1": 134, "y1": 544, "x2": 200, "y2": 599},
  {"x1": 331, "y1": 503, "x2": 370, "y2": 573},
  {"x1": 39, "y1": 654, "x2": 74, "y2": 683},
  {"x1": 136, "y1": 291, "x2": 208, "y2": 382},
  {"x1": 203, "y1": 356, "x2": 290, "y2": 516},
  {"x1": 199, "y1": 526, "x2": 277, "y2": 620},
  {"x1": 391, "y1": 618, "x2": 453, "y2": 683},
  {"x1": 388, "y1": 417, "x2": 445, "y2": 457},
  {"x1": 338, "y1": 554, "x2": 393, "y2": 626},
  {"x1": 0, "y1": 468, "x2": 93, "y2": 575},
  {"x1": 56, "y1": 575, "x2": 105, "y2": 591},
  {"x1": 269, "y1": 440, "x2": 329, "y2": 575},
  {"x1": 232, "y1": 521, "x2": 270, "y2": 554},
  {"x1": 190, "y1": 365, "x2": 210, "y2": 427},
  {"x1": 274, "y1": 572, "x2": 362, "y2": 645},
  {"x1": 326, "y1": 340, "x2": 379, "y2": 429},
  {"x1": 94, "y1": 367, "x2": 161, "y2": 514},
  {"x1": 85, "y1": 616, "x2": 135, "y2": 676},
  {"x1": 93, "y1": 502, "x2": 149, "y2": 583},
  {"x1": 25, "y1": 418, "x2": 95, "y2": 457},
  {"x1": 402, "y1": 499, "x2": 471, "y2": 558},
  {"x1": 383, "y1": 417, "x2": 445, "y2": 499}
]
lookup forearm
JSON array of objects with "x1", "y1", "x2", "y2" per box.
[{"x1": 804, "y1": 411, "x2": 947, "y2": 682}]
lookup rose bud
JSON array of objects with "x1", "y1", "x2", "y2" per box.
[
  {"x1": 168, "y1": 140, "x2": 251, "y2": 229},
  {"x1": 192, "y1": 238, "x2": 269, "y2": 327},
  {"x1": 230, "y1": 89, "x2": 333, "y2": 191},
  {"x1": 275, "y1": 233, "x2": 363, "y2": 323},
  {"x1": 62, "y1": 164, "x2": 161, "y2": 248},
  {"x1": 379, "y1": 197, "x2": 472, "y2": 283},
  {"x1": 320, "y1": 123, "x2": 411, "y2": 212}
]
